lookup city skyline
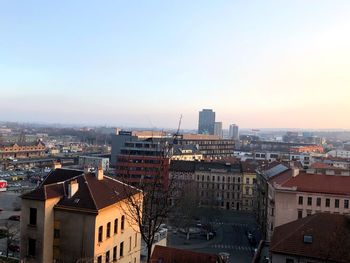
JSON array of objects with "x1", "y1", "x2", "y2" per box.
[{"x1": 1, "y1": 1, "x2": 350, "y2": 129}]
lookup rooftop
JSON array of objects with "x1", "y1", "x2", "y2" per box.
[
  {"x1": 151, "y1": 245, "x2": 220, "y2": 263},
  {"x1": 280, "y1": 172, "x2": 350, "y2": 196},
  {"x1": 22, "y1": 168, "x2": 140, "y2": 213},
  {"x1": 271, "y1": 213, "x2": 350, "y2": 263}
]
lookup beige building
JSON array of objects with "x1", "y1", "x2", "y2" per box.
[
  {"x1": 20, "y1": 166, "x2": 142, "y2": 263},
  {"x1": 170, "y1": 160, "x2": 243, "y2": 210},
  {"x1": 0, "y1": 140, "x2": 45, "y2": 160},
  {"x1": 241, "y1": 162, "x2": 257, "y2": 211},
  {"x1": 266, "y1": 169, "x2": 350, "y2": 241}
]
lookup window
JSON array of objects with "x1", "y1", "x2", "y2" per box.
[
  {"x1": 307, "y1": 210, "x2": 312, "y2": 216},
  {"x1": 106, "y1": 250, "x2": 110, "y2": 263},
  {"x1": 98, "y1": 226, "x2": 103, "y2": 242},
  {"x1": 246, "y1": 178, "x2": 249, "y2": 184},
  {"x1": 29, "y1": 208, "x2": 37, "y2": 225},
  {"x1": 307, "y1": 197, "x2": 312, "y2": 206},
  {"x1": 316, "y1": 197, "x2": 321, "y2": 207},
  {"x1": 54, "y1": 229, "x2": 60, "y2": 239},
  {"x1": 114, "y1": 218, "x2": 118, "y2": 234},
  {"x1": 113, "y1": 246, "x2": 117, "y2": 261},
  {"x1": 135, "y1": 233, "x2": 137, "y2": 247},
  {"x1": 345, "y1": 200, "x2": 349, "y2": 209},
  {"x1": 286, "y1": 259, "x2": 294, "y2": 263},
  {"x1": 298, "y1": 196, "x2": 303, "y2": 205},
  {"x1": 298, "y1": 210, "x2": 303, "y2": 219},
  {"x1": 120, "y1": 242, "x2": 124, "y2": 257},
  {"x1": 28, "y1": 238, "x2": 36, "y2": 257},
  {"x1": 121, "y1": 215, "x2": 125, "y2": 231},
  {"x1": 326, "y1": 198, "x2": 330, "y2": 207},
  {"x1": 107, "y1": 222, "x2": 111, "y2": 238},
  {"x1": 129, "y1": 236, "x2": 132, "y2": 251},
  {"x1": 335, "y1": 199, "x2": 339, "y2": 208},
  {"x1": 97, "y1": 256, "x2": 102, "y2": 263}
]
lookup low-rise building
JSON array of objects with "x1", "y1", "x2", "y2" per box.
[
  {"x1": 79, "y1": 155, "x2": 110, "y2": 171},
  {"x1": 0, "y1": 141, "x2": 45, "y2": 160},
  {"x1": 20, "y1": 167, "x2": 142, "y2": 263}
]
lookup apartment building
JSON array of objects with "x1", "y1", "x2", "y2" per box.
[
  {"x1": 241, "y1": 161, "x2": 258, "y2": 211},
  {"x1": 20, "y1": 166, "x2": 142, "y2": 263},
  {"x1": 170, "y1": 160, "x2": 243, "y2": 210},
  {"x1": 260, "y1": 165, "x2": 350, "y2": 240}
]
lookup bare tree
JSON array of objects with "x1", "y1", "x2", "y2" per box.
[
  {"x1": 117, "y1": 124, "x2": 184, "y2": 263},
  {"x1": 2, "y1": 220, "x2": 20, "y2": 259}
]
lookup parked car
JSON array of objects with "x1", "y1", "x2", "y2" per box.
[{"x1": 8, "y1": 215, "x2": 20, "y2": 221}]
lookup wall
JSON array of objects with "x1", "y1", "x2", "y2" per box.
[
  {"x1": 54, "y1": 209, "x2": 96, "y2": 262},
  {"x1": 94, "y1": 193, "x2": 142, "y2": 263}
]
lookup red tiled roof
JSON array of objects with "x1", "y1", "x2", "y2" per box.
[
  {"x1": 269, "y1": 169, "x2": 293, "y2": 185},
  {"x1": 22, "y1": 168, "x2": 140, "y2": 213},
  {"x1": 311, "y1": 162, "x2": 343, "y2": 170},
  {"x1": 151, "y1": 245, "x2": 220, "y2": 263},
  {"x1": 271, "y1": 213, "x2": 350, "y2": 263},
  {"x1": 281, "y1": 172, "x2": 350, "y2": 195}
]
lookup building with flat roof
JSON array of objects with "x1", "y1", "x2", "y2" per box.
[
  {"x1": 198, "y1": 109, "x2": 215, "y2": 135},
  {"x1": 214, "y1": 122, "x2": 223, "y2": 138},
  {"x1": 229, "y1": 124, "x2": 239, "y2": 140},
  {"x1": 175, "y1": 134, "x2": 234, "y2": 160}
]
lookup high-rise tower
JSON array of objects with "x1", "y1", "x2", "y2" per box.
[{"x1": 198, "y1": 109, "x2": 215, "y2": 135}]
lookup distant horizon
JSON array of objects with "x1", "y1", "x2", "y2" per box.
[{"x1": 1, "y1": 119, "x2": 349, "y2": 132}]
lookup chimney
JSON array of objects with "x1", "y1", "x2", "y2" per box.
[
  {"x1": 96, "y1": 165, "x2": 104, "y2": 180},
  {"x1": 53, "y1": 161, "x2": 62, "y2": 169},
  {"x1": 68, "y1": 180, "x2": 79, "y2": 198},
  {"x1": 292, "y1": 168, "x2": 300, "y2": 177}
]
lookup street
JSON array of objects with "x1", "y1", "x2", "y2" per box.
[{"x1": 168, "y1": 210, "x2": 260, "y2": 263}]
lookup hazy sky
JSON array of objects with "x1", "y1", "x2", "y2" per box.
[{"x1": 1, "y1": 1, "x2": 350, "y2": 130}]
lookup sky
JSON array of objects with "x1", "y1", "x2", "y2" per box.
[{"x1": 1, "y1": 1, "x2": 350, "y2": 130}]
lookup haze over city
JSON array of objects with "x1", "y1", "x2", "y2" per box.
[{"x1": 1, "y1": 0, "x2": 350, "y2": 129}]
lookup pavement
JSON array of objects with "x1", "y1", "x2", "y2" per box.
[{"x1": 167, "y1": 210, "x2": 260, "y2": 263}]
